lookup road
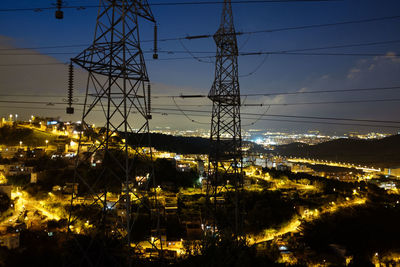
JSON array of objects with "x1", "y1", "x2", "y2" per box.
[
  {"x1": 287, "y1": 157, "x2": 382, "y2": 173},
  {"x1": 249, "y1": 197, "x2": 366, "y2": 245}
]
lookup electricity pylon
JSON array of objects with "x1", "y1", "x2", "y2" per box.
[
  {"x1": 207, "y1": 0, "x2": 243, "y2": 236},
  {"x1": 67, "y1": 0, "x2": 161, "y2": 264}
]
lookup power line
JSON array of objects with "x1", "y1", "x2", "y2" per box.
[
  {"x1": 151, "y1": 86, "x2": 400, "y2": 98},
  {"x1": 171, "y1": 97, "x2": 209, "y2": 124},
  {"x1": 243, "y1": 104, "x2": 271, "y2": 126},
  {"x1": 3, "y1": 39, "x2": 400, "y2": 55},
  {"x1": 150, "y1": 111, "x2": 400, "y2": 129},
  {"x1": 150, "y1": 0, "x2": 343, "y2": 5},
  {"x1": 1, "y1": 99, "x2": 399, "y2": 124},
  {"x1": 152, "y1": 108, "x2": 400, "y2": 124},
  {"x1": 144, "y1": 50, "x2": 400, "y2": 61},
  {"x1": 242, "y1": 117, "x2": 400, "y2": 129},
  {"x1": 5, "y1": 33, "x2": 387, "y2": 60},
  {"x1": 0, "y1": 62, "x2": 67, "y2": 67},
  {"x1": 239, "y1": 86, "x2": 400, "y2": 97},
  {"x1": 0, "y1": 94, "x2": 85, "y2": 98},
  {"x1": 0, "y1": 49, "x2": 184, "y2": 55},
  {"x1": 264, "y1": 51, "x2": 400, "y2": 57},
  {"x1": 2, "y1": 85, "x2": 400, "y2": 99},
  {"x1": 0, "y1": 100, "x2": 68, "y2": 105},
  {"x1": 166, "y1": 85, "x2": 400, "y2": 99},
  {"x1": 1, "y1": 15, "x2": 399, "y2": 51},
  {"x1": 0, "y1": 49, "x2": 397, "y2": 58},
  {"x1": 244, "y1": 113, "x2": 400, "y2": 124},
  {"x1": 1, "y1": 39, "x2": 398, "y2": 80},
  {"x1": 154, "y1": 86, "x2": 400, "y2": 98},
  {"x1": 0, "y1": 0, "x2": 343, "y2": 13},
  {"x1": 1, "y1": 105, "x2": 398, "y2": 128},
  {"x1": 0, "y1": 105, "x2": 69, "y2": 111},
  {"x1": 1, "y1": 51, "x2": 398, "y2": 67},
  {"x1": 153, "y1": 98, "x2": 400, "y2": 106},
  {"x1": 3, "y1": 97, "x2": 400, "y2": 107},
  {"x1": 152, "y1": 97, "x2": 400, "y2": 107},
  {"x1": 178, "y1": 39, "x2": 214, "y2": 64},
  {"x1": 150, "y1": 97, "x2": 400, "y2": 107},
  {"x1": 240, "y1": 54, "x2": 269, "y2": 77},
  {"x1": 242, "y1": 98, "x2": 400, "y2": 106},
  {"x1": 278, "y1": 39, "x2": 400, "y2": 53},
  {"x1": 152, "y1": 15, "x2": 400, "y2": 43},
  {"x1": 0, "y1": 44, "x2": 88, "y2": 51}
]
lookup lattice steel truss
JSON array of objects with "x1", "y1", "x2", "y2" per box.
[
  {"x1": 67, "y1": 0, "x2": 162, "y2": 263},
  {"x1": 207, "y1": 0, "x2": 243, "y2": 235}
]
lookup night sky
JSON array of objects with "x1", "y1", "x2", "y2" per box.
[{"x1": 0, "y1": 0, "x2": 400, "y2": 134}]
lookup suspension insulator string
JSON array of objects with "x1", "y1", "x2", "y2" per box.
[
  {"x1": 153, "y1": 23, "x2": 158, "y2": 59},
  {"x1": 55, "y1": 0, "x2": 64, "y2": 19},
  {"x1": 147, "y1": 83, "x2": 152, "y2": 119},
  {"x1": 66, "y1": 60, "x2": 74, "y2": 114}
]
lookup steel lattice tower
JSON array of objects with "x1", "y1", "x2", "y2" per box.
[
  {"x1": 207, "y1": 0, "x2": 243, "y2": 235},
  {"x1": 67, "y1": 0, "x2": 161, "y2": 263}
]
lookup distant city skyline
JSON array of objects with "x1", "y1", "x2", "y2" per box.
[{"x1": 1, "y1": 0, "x2": 400, "y2": 134}]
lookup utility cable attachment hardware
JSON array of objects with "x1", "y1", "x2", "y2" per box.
[{"x1": 66, "y1": 60, "x2": 74, "y2": 114}]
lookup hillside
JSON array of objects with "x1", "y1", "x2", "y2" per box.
[
  {"x1": 0, "y1": 125, "x2": 55, "y2": 146},
  {"x1": 128, "y1": 133, "x2": 266, "y2": 155},
  {"x1": 275, "y1": 134, "x2": 400, "y2": 167}
]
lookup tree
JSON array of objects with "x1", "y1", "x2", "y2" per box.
[{"x1": 0, "y1": 192, "x2": 10, "y2": 213}]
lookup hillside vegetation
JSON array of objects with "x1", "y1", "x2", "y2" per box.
[{"x1": 275, "y1": 134, "x2": 400, "y2": 167}]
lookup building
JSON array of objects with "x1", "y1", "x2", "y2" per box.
[
  {"x1": 176, "y1": 163, "x2": 191, "y2": 173},
  {"x1": 291, "y1": 164, "x2": 313, "y2": 174},
  {"x1": 0, "y1": 185, "x2": 12, "y2": 198},
  {"x1": 64, "y1": 183, "x2": 79, "y2": 195},
  {"x1": 384, "y1": 167, "x2": 400, "y2": 178},
  {"x1": 0, "y1": 146, "x2": 20, "y2": 159},
  {"x1": 254, "y1": 158, "x2": 267, "y2": 168},
  {"x1": 243, "y1": 177, "x2": 252, "y2": 187},
  {"x1": 0, "y1": 233, "x2": 20, "y2": 249},
  {"x1": 30, "y1": 172, "x2": 46, "y2": 183},
  {"x1": 185, "y1": 221, "x2": 203, "y2": 240},
  {"x1": 164, "y1": 196, "x2": 178, "y2": 216},
  {"x1": 276, "y1": 164, "x2": 290, "y2": 172},
  {"x1": 197, "y1": 159, "x2": 205, "y2": 176},
  {"x1": 0, "y1": 164, "x2": 34, "y2": 176},
  {"x1": 27, "y1": 148, "x2": 45, "y2": 158}
]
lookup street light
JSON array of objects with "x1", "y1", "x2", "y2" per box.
[
  {"x1": 19, "y1": 141, "x2": 22, "y2": 147},
  {"x1": 45, "y1": 140, "x2": 49, "y2": 148}
]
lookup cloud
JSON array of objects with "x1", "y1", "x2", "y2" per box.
[
  {"x1": 0, "y1": 36, "x2": 15, "y2": 47},
  {"x1": 0, "y1": 36, "x2": 88, "y2": 96},
  {"x1": 1, "y1": 33, "x2": 399, "y2": 133},
  {"x1": 383, "y1": 52, "x2": 400, "y2": 63},
  {"x1": 320, "y1": 74, "x2": 330, "y2": 80},
  {"x1": 0, "y1": 35, "x2": 207, "y2": 130},
  {"x1": 253, "y1": 51, "x2": 400, "y2": 133},
  {"x1": 347, "y1": 68, "x2": 361, "y2": 79},
  {"x1": 368, "y1": 64, "x2": 375, "y2": 71},
  {"x1": 297, "y1": 87, "x2": 308, "y2": 93},
  {"x1": 345, "y1": 51, "x2": 400, "y2": 85}
]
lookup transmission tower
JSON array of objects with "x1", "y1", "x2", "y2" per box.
[
  {"x1": 67, "y1": 0, "x2": 161, "y2": 264},
  {"x1": 207, "y1": 0, "x2": 243, "y2": 236}
]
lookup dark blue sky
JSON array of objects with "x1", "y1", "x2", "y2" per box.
[{"x1": 0, "y1": 0, "x2": 400, "y2": 134}]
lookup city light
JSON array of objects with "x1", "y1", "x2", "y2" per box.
[{"x1": 1, "y1": 1, "x2": 399, "y2": 263}]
